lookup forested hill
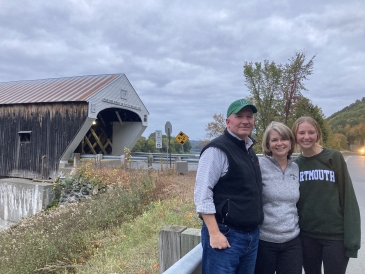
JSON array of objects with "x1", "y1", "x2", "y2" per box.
[{"x1": 327, "y1": 97, "x2": 365, "y2": 131}]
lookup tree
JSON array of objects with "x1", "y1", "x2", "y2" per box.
[
  {"x1": 243, "y1": 50, "x2": 315, "y2": 135},
  {"x1": 172, "y1": 139, "x2": 192, "y2": 153},
  {"x1": 131, "y1": 136, "x2": 147, "y2": 152},
  {"x1": 280, "y1": 51, "x2": 315, "y2": 124},
  {"x1": 347, "y1": 125, "x2": 360, "y2": 146},
  {"x1": 358, "y1": 124, "x2": 365, "y2": 143},
  {"x1": 205, "y1": 51, "x2": 318, "y2": 143},
  {"x1": 145, "y1": 138, "x2": 157, "y2": 152},
  {"x1": 205, "y1": 113, "x2": 226, "y2": 138},
  {"x1": 343, "y1": 123, "x2": 365, "y2": 148},
  {"x1": 131, "y1": 133, "x2": 192, "y2": 153},
  {"x1": 326, "y1": 133, "x2": 349, "y2": 151},
  {"x1": 243, "y1": 60, "x2": 282, "y2": 133},
  {"x1": 198, "y1": 139, "x2": 210, "y2": 150}
]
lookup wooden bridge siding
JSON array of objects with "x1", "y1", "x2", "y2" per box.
[{"x1": 0, "y1": 102, "x2": 88, "y2": 179}]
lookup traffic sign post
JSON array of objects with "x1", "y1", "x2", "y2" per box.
[
  {"x1": 165, "y1": 122, "x2": 172, "y2": 168},
  {"x1": 165, "y1": 121, "x2": 172, "y2": 137}
]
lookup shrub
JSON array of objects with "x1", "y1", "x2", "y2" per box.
[{"x1": 0, "y1": 163, "x2": 173, "y2": 274}]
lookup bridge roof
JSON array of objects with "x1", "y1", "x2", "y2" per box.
[{"x1": 0, "y1": 73, "x2": 123, "y2": 104}]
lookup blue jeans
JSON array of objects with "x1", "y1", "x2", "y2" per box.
[{"x1": 201, "y1": 222, "x2": 259, "y2": 274}]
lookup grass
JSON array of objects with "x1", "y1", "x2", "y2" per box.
[
  {"x1": 75, "y1": 197, "x2": 200, "y2": 273},
  {"x1": 0, "y1": 162, "x2": 200, "y2": 274}
]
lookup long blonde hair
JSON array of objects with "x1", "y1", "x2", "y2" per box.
[{"x1": 291, "y1": 117, "x2": 323, "y2": 151}]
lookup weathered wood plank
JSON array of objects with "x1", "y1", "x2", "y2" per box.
[
  {"x1": 158, "y1": 225, "x2": 187, "y2": 273},
  {"x1": 0, "y1": 102, "x2": 88, "y2": 179},
  {"x1": 181, "y1": 228, "x2": 201, "y2": 257}
]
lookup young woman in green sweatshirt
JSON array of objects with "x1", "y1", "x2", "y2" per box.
[{"x1": 292, "y1": 116, "x2": 361, "y2": 274}]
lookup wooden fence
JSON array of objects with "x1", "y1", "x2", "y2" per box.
[{"x1": 159, "y1": 225, "x2": 201, "y2": 274}]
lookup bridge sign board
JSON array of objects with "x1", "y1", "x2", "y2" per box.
[
  {"x1": 155, "y1": 130, "x2": 162, "y2": 149},
  {"x1": 175, "y1": 131, "x2": 189, "y2": 145}
]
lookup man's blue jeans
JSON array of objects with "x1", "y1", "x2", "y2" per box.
[{"x1": 201, "y1": 222, "x2": 259, "y2": 274}]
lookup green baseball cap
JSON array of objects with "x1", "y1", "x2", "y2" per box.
[{"x1": 227, "y1": 99, "x2": 257, "y2": 117}]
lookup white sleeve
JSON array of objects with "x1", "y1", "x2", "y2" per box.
[{"x1": 194, "y1": 147, "x2": 228, "y2": 214}]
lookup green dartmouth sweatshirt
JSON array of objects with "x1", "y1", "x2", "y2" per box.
[{"x1": 296, "y1": 148, "x2": 361, "y2": 258}]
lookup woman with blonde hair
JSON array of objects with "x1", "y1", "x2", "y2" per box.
[
  {"x1": 292, "y1": 116, "x2": 361, "y2": 274},
  {"x1": 255, "y1": 121, "x2": 302, "y2": 274}
]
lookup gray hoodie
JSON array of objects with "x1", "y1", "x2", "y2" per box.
[{"x1": 259, "y1": 156, "x2": 300, "y2": 243}]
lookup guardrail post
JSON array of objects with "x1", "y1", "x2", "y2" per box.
[
  {"x1": 147, "y1": 154, "x2": 153, "y2": 167},
  {"x1": 159, "y1": 225, "x2": 187, "y2": 273},
  {"x1": 73, "y1": 153, "x2": 80, "y2": 167},
  {"x1": 95, "y1": 154, "x2": 103, "y2": 167}
]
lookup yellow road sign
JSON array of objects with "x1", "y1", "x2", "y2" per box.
[{"x1": 175, "y1": 131, "x2": 189, "y2": 145}]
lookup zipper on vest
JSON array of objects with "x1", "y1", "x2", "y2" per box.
[{"x1": 222, "y1": 199, "x2": 230, "y2": 224}]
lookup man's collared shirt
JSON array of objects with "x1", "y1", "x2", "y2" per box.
[{"x1": 194, "y1": 130, "x2": 253, "y2": 215}]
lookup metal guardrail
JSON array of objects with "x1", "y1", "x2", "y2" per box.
[
  {"x1": 163, "y1": 244, "x2": 202, "y2": 274},
  {"x1": 132, "y1": 152, "x2": 200, "y2": 163},
  {"x1": 79, "y1": 152, "x2": 200, "y2": 163},
  {"x1": 79, "y1": 151, "x2": 354, "y2": 161}
]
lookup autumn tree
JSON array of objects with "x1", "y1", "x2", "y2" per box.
[
  {"x1": 205, "y1": 113, "x2": 226, "y2": 139},
  {"x1": 326, "y1": 97, "x2": 365, "y2": 149},
  {"x1": 326, "y1": 133, "x2": 349, "y2": 151},
  {"x1": 243, "y1": 60, "x2": 282, "y2": 133},
  {"x1": 205, "y1": 50, "x2": 318, "y2": 143},
  {"x1": 280, "y1": 51, "x2": 315, "y2": 124},
  {"x1": 243, "y1": 50, "x2": 315, "y2": 136},
  {"x1": 358, "y1": 124, "x2": 365, "y2": 144}
]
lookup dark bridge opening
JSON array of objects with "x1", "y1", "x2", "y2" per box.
[{"x1": 74, "y1": 108, "x2": 141, "y2": 155}]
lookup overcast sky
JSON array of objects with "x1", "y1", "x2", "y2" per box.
[{"x1": 1, "y1": 0, "x2": 364, "y2": 140}]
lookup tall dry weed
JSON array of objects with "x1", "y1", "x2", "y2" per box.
[{"x1": 0, "y1": 164, "x2": 180, "y2": 273}]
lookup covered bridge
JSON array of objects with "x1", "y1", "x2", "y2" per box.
[{"x1": 0, "y1": 73, "x2": 149, "y2": 179}]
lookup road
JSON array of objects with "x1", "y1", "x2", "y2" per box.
[{"x1": 346, "y1": 155, "x2": 365, "y2": 273}]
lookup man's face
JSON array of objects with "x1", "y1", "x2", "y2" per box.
[{"x1": 226, "y1": 106, "x2": 254, "y2": 140}]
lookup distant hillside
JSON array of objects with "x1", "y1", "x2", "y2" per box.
[{"x1": 327, "y1": 97, "x2": 365, "y2": 131}]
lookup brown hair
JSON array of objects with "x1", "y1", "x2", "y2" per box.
[
  {"x1": 291, "y1": 116, "x2": 323, "y2": 147},
  {"x1": 262, "y1": 121, "x2": 295, "y2": 159}
]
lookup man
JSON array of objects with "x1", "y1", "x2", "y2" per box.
[{"x1": 194, "y1": 99, "x2": 263, "y2": 274}]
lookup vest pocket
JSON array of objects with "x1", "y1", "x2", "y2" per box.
[{"x1": 216, "y1": 199, "x2": 230, "y2": 224}]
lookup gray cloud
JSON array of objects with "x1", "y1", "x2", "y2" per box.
[{"x1": 0, "y1": 0, "x2": 364, "y2": 140}]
